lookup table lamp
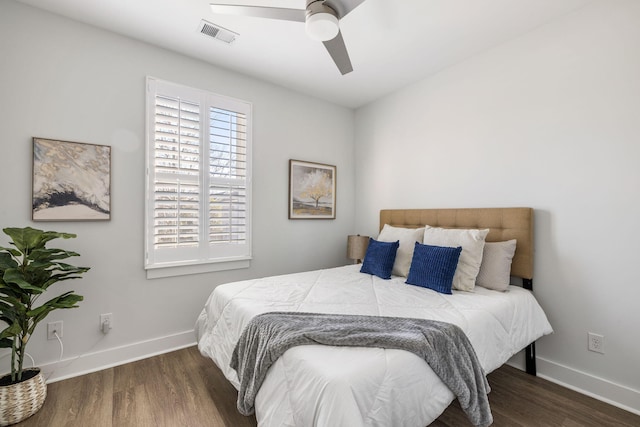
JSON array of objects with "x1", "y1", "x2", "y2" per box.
[{"x1": 347, "y1": 234, "x2": 369, "y2": 264}]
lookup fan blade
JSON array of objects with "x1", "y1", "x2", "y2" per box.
[
  {"x1": 210, "y1": 4, "x2": 305, "y2": 22},
  {"x1": 323, "y1": 30, "x2": 353, "y2": 75},
  {"x1": 324, "y1": 0, "x2": 366, "y2": 20}
]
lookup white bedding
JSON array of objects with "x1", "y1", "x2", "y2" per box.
[{"x1": 196, "y1": 264, "x2": 552, "y2": 427}]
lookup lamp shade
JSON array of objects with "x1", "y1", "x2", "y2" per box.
[{"x1": 347, "y1": 235, "x2": 370, "y2": 263}]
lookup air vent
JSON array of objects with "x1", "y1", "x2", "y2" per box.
[{"x1": 198, "y1": 20, "x2": 238, "y2": 44}]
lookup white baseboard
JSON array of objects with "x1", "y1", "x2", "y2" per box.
[
  {"x1": 513, "y1": 356, "x2": 640, "y2": 416},
  {"x1": 40, "y1": 329, "x2": 196, "y2": 383}
]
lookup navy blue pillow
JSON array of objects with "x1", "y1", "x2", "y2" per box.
[
  {"x1": 405, "y1": 242, "x2": 462, "y2": 294},
  {"x1": 360, "y1": 238, "x2": 399, "y2": 280}
]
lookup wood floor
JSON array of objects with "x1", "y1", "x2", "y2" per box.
[{"x1": 17, "y1": 346, "x2": 639, "y2": 426}]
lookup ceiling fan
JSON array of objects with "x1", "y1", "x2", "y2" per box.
[{"x1": 209, "y1": 0, "x2": 367, "y2": 75}]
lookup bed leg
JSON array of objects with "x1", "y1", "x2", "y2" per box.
[
  {"x1": 522, "y1": 277, "x2": 536, "y2": 375},
  {"x1": 525, "y1": 342, "x2": 536, "y2": 376}
]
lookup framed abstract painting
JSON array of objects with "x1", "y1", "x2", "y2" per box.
[
  {"x1": 32, "y1": 138, "x2": 111, "y2": 221},
  {"x1": 289, "y1": 159, "x2": 336, "y2": 219}
]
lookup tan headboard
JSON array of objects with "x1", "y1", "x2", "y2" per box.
[{"x1": 380, "y1": 208, "x2": 534, "y2": 280}]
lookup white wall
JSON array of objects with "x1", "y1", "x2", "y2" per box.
[
  {"x1": 354, "y1": 0, "x2": 640, "y2": 414},
  {"x1": 3, "y1": 0, "x2": 639, "y2": 416},
  {"x1": 0, "y1": 1, "x2": 354, "y2": 380}
]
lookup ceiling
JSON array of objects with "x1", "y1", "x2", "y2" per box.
[{"x1": 17, "y1": 0, "x2": 593, "y2": 108}]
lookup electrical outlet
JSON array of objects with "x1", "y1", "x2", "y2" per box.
[
  {"x1": 588, "y1": 332, "x2": 604, "y2": 354},
  {"x1": 47, "y1": 321, "x2": 63, "y2": 340},
  {"x1": 100, "y1": 313, "x2": 113, "y2": 334}
]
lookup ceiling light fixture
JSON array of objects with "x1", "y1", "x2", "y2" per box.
[{"x1": 305, "y1": 2, "x2": 339, "y2": 41}]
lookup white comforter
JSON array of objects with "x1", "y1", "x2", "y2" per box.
[{"x1": 195, "y1": 265, "x2": 552, "y2": 427}]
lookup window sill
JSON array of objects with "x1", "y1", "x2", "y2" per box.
[{"x1": 146, "y1": 257, "x2": 251, "y2": 279}]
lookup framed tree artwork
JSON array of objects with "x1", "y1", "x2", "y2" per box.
[
  {"x1": 32, "y1": 137, "x2": 111, "y2": 221},
  {"x1": 289, "y1": 159, "x2": 336, "y2": 219}
]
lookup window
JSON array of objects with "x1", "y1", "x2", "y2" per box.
[{"x1": 145, "y1": 77, "x2": 252, "y2": 278}]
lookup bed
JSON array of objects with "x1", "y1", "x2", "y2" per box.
[{"x1": 196, "y1": 207, "x2": 553, "y2": 426}]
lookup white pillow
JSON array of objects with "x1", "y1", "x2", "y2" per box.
[
  {"x1": 423, "y1": 226, "x2": 489, "y2": 292},
  {"x1": 476, "y1": 240, "x2": 517, "y2": 291},
  {"x1": 377, "y1": 224, "x2": 424, "y2": 277}
]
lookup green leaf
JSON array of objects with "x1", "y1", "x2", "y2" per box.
[
  {"x1": 0, "y1": 321, "x2": 22, "y2": 340},
  {"x1": 29, "y1": 292, "x2": 83, "y2": 326},
  {"x1": 41, "y1": 274, "x2": 83, "y2": 290},
  {"x1": 2, "y1": 269, "x2": 45, "y2": 294},
  {"x1": 0, "y1": 300, "x2": 26, "y2": 320},
  {"x1": 0, "y1": 246, "x2": 22, "y2": 259},
  {"x1": 36, "y1": 292, "x2": 84, "y2": 311},
  {"x1": 28, "y1": 248, "x2": 80, "y2": 262},
  {"x1": 49, "y1": 262, "x2": 89, "y2": 272},
  {"x1": 0, "y1": 303, "x2": 17, "y2": 324},
  {"x1": 3, "y1": 227, "x2": 76, "y2": 253},
  {"x1": 0, "y1": 287, "x2": 23, "y2": 304},
  {"x1": 0, "y1": 337, "x2": 13, "y2": 348},
  {"x1": 0, "y1": 252, "x2": 18, "y2": 269},
  {"x1": 3, "y1": 227, "x2": 45, "y2": 252}
]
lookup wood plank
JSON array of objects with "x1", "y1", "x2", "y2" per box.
[
  {"x1": 19, "y1": 368, "x2": 113, "y2": 427},
  {"x1": 435, "y1": 364, "x2": 640, "y2": 427}
]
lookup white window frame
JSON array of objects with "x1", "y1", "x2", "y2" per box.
[{"x1": 145, "y1": 77, "x2": 252, "y2": 278}]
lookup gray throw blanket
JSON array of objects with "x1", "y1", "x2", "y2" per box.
[{"x1": 230, "y1": 312, "x2": 493, "y2": 427}]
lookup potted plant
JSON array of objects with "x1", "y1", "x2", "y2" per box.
[{"x1": 0, "y1": 227, "x2": 88, "y2": 426}]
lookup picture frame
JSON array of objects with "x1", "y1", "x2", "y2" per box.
[
  {"x1": 32, "y1": 137, "x2": 111, "y2": 221},
  {"x1": 289, "y1": 159, "x2": 336, "y2": 219}
]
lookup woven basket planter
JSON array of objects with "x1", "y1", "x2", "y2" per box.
[{"x1": 0, "y1": 368, "x2": 47, "y2": 426}]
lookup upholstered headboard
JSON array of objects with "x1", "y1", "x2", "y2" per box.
[{"x1": 379, "y1": 208, "x2": 534, "y2": 281}]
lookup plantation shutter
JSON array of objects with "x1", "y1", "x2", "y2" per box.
[
  {"x1": 145, "y1": 77, "x2": 252, "y2": 272},
  {"x1": 209, "y1": 107, "x2": 248, "y2": 246},
  {"x1": 153, "y1": 95, "x2": 201, "y2": 250}
]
